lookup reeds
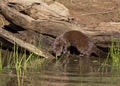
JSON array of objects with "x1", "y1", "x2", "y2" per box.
[
  {"x1": 99, "y1": 38, "x2": 120, "y2": 72},
  {"x1": 109, "y1": 38, "x2": 120, "y2": 71},
  {"x1": 0, "y1": 43, "x2": 39, "y2": 86}
]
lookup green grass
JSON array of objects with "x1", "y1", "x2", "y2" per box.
[
  {"x1": 109, "y1": 38, "x2": 120, "y2": 71},
  {"x1": 0, "y1": 43, "x2": 46, "y2": 86},
  {"x1": 0, "y1": 28, "x2": 48, "y2": 85},
  {"x1": 99, "y1": 38, "x2": 120, "y2": 72},
  {"x1": 12, "y1": 44, "x2": 33, "y2": 86}
]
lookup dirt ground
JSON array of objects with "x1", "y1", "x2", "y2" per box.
[
  {"x1": 0, "y1": 0, "x2": 120, "y2": 28},
  {"x1": 56, "y1": 0, "x2": 120, "y2": 28}
]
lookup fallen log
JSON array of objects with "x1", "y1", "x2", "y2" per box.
[
  {"x1": 0, "y1": 27, "x2": 54, "y2": 59},
  {"x1": 0, "y1": 2, "x2": 72, "y2": 37}
]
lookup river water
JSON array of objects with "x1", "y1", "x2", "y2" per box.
[{"x1": 0, "y1": 54, "x2": 120, "y2": 86}]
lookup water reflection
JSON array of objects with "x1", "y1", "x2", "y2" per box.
[{"x1": 0, "y1": 55, "x2": 120, "y2": 86}]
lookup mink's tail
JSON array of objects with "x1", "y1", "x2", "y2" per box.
[{"x1": 93, "y1": 46, "x2": 108, "y2": 58}]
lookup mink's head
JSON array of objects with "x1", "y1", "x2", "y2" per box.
[{"x1": 50, "y1": 38, "x2": 67, "y2": 58}]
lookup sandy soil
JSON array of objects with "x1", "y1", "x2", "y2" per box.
[
  {"x1": 0, "y1": 0, "x2": 120, "y2": 28},
  {"x1": 56, "y1": 0, "x2": 120, "y2": 28}
]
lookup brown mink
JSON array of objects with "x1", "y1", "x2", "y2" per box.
[{"x1": 51, "y1": 30, "x2": 107, "y2": 58}]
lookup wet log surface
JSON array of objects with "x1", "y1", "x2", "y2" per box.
[{"x1": 0, "y1": 0, "x2": 120, "y2": 58}]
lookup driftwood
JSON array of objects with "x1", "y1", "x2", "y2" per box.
[
  {"x1": 0, "y1": 1, "x2": 116, "y2": 45},
  {"x1": 0, "y1": 27, "x2": 54, "y2": 59},
  {"x1": 0, "y1": 2, "x2": 72, "y2": 37},
  {"x1": 0, "y1": 0, "x2": 120, "y2": 58}
]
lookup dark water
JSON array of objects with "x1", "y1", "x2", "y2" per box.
[{"x1": 0, "y1": 55, "x2": 120, "y2": 86}]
